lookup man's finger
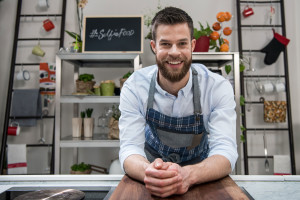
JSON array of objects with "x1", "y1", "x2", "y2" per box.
[
  {"x1": 145, "y1": 167, "x2": 177, "y2": 179},
  {"x1": 153, "y1": 158, "x2": 164, "y2": 169}
]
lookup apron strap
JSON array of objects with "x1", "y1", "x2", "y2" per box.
[
  {"x1": 147, "y1": 73, "x2": 157, "y2": 110},
  {"x1": 191, "y1": 67, "x2": 202, "y2": 115}
]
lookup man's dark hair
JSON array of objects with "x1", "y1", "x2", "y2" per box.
[{"x1": 151, "y1": 7, "x2": 194, "y2": 41}]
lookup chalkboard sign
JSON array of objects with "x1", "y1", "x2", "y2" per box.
[{"x1": 83, "y1": 16, "x2": 143, "y2": 53}]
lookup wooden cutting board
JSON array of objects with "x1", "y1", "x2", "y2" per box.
[{"x1": 110, "y1": 175, "x2": 250, "y2": 200}]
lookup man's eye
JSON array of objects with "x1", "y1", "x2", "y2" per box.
[
  {"x1": 179, "y1": 42, "x2": 187, "y2": 46},
  {"x1": 161, "y1": 43, "x2": 170, "y2": 46}
]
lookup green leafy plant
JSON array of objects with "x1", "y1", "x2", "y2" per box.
[
  {"x1": 240, "y1": 134, "x2": 246, "y2": 143},
  {"x1": 193, "y1": 22, "x2": 213, "y2": 40},
  {"x1": 144, "y1": 0, "x2": 164, "y2": 40},
  {"x1": 80, "y1": 111, "x2": 86, "y2": 118},
  {"x1": 225, "y1": 65, "x2": 231, "y2": 75},
  {"x1": 78, "y1": 74, "x2": 94, "y2": 82},
  {"x1": 240, "y1": 125, "x2": 246, "y2": 143},
  {"x1": 122, "y1": 71, "x2": 133, "y2": 79},
  {"x1": 65, "y1": 30, "x2": 82, "y2": 43},
  {"x1": 71, "y1": 162, "x2": 91, "y2": 172},
  {"x1": 240, "y1": 95, "x2": 245, "y2": 106},
  {"x1": 86, "y1": 108, "x2": 93, "y2": 118},
  {"x1": 111, "y1": 105, "x2": 121, "y2": 121}
]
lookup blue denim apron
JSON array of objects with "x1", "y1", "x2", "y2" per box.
[{"x1": 145, "y1": 67, "x2": 209, "y2": 166}]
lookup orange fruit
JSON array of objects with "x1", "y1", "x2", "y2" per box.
[
  {"x1": 223, "y1": 27, "x2": 232, "y2": 36},
  {"x1": 216, "y1": 12, "x2": 226, "y2": 22},
  {"x1": 220, "y1": 43, "x2": 229, "y2": 52},
  {"x1": 212, "y1": 22, "x2": 221, "y2": 31},
  {"x1": 225, "y1": 12, "x2": 232, "y2": 21},
  {"x1": 210, "y1": 31, "x2": 220, "y2": 40},
  {"x1": 223, "y1": 39, "x2": 230, "y2": 45}
]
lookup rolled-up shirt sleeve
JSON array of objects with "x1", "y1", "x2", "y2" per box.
[{"x1": 206, "y1": 79, "x2": 238, "y2": 171}]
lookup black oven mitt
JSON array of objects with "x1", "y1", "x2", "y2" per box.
[{"x1": 261, "y1": 30, "x2": 290, "y2": 65}]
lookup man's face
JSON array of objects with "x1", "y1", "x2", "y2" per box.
[{"x1": 151, "y1": 23, "x2": 196, "y2": 83}]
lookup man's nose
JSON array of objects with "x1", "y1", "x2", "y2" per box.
[{"x1": 168, "y1": 44, "x2": 180, "y2": 57}]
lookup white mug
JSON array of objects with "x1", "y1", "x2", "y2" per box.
[
  {"x1": 262, "y1": 82, "x2": 274, "y2": 93},
  {"x1": 16, "y1": 68, "x2": 30, "y2": 81},
  {"x1": 274, "y1": 82, "x2": 285, "y2": 93},
  {"x1": 38, "y1": 0, "x2": 49, "y2": 9}
]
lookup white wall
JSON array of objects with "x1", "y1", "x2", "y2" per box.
[{"x1": 0, "y1": 0, "x2": 299, "y2": 174}]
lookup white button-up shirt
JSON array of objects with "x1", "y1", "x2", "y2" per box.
[{"x1": 119, "y1": 63, "x2": 238, "y2": 171}]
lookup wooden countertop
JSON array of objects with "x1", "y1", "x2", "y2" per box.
[{"x1": 110, "y1": 175, "x2": 250, "y2": 200}]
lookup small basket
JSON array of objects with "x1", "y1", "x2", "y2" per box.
[
  {"x1": 119, "y1": 78, "x2": 128, "y2": 90},
  {"x1": 76, "y1": 80, "x2": 95, "y2": 93}
]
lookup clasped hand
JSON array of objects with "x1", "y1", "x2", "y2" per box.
[{"x1": 144, "y1": 158, "x2": 190, "y2": 198}]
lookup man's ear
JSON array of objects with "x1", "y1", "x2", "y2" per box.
[
  {"x1": 191, "y1": 38, "x2": 196, "y2": 52},
  {"x1": 150, "y1": 40, "x2": 156, "y2": 54}
]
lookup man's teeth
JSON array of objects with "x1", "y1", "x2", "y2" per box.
[{"x1": 168, "y1": 61, "x2": 181, "y2": 64}]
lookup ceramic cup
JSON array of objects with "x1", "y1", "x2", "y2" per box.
[
  {"x1": 32, "y1": 43, "x2": 45, "y2": 57},
  {"x1": 94, "y1": 87, "x2": 101, "y2": 96},
  {"x1": 16, "y1": 68, "x2": 30, "y2": 81},
  {"x1": 101, "y1": 83, "x2": 115, "y2": 96},
  {"x1": 38, "y1": 0, "x2": 48, "y2": 9},
  {"x1": 7, "y1": 122, "x2": 20, "y2": 136},
  {"x1": 43, "y1": 19, "x2": 55, "y2": 32},
  {"x1": 243, "y1": 6, "x2": 254, "y2": 17},
  {"x1": 274, "y1": 82, "x2": 285, "y2": 93},
  {"x1": 262, "y1": 82, "x2": 274, "y2": 93},
  {"x1": 72, "y1": 118, "x2": 82, "y2": 138}
]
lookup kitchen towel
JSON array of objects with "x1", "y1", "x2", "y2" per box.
[
  {"x1": 273, "y1": 155, "x2": 291, "y2": 175},
  {"x1": 7, "y1": 144, "x2": 27, "y2": 174},
  {"x1": 11, "y1": 89, "x2": 42, "y2": 126}
]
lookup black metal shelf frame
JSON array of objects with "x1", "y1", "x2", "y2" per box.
[
  {"x1": 0, "y1": 0, "x2": 67, "y2": 175},
  {"x1": 236, "y1": 0, "x2": 296, "y2": 174}
]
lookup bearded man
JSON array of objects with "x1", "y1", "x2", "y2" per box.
[{"x1": 118, "y1": 6, "x2": 238, "y2": 198}]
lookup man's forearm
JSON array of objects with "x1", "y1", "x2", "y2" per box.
[
  {"x1": 183, "y1": 155, "x2": 232, "y2": 186},
  {"x1": 123, "y1": 154, "x2": 150, "y2": 182}
]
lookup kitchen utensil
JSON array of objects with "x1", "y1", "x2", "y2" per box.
[
  {"x1": 39, "y1": 116, "x2": 45, "y2": 144},
  {"x1": 254, "y1": 80, "x2": 263, "y2": 94},
  {"x1": 246, "y1": 80, "x2": 252, "y2": 112},
  {"x1": 263, "y1": 131, "x2": 270, "y2": 172},
  {"x1": 246, "y1": 53, "x2": 255, "y2": 72},
  {"x1": 45, "y1": 145, "x2": 51, "y2": 173},
  {"x1": 14, "y1": 189, "x2": 85, "y2": 200}
]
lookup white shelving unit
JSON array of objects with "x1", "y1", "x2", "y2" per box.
[
  {"x1": 54, "y1": 52, "x2": 240, "y2": 174},
  {"x1": 54, "y1": 53, "x2": 141, "y2": 174}
]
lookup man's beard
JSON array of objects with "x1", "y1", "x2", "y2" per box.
[{"x1": 156, "y1": 56, "x2": 191, "y2": 83}]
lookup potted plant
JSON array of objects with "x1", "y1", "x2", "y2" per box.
[
  {"x1": 120, "y1": 71, "x2": 133, "y2": 90},
  {"x1": 100, "y1": 80, "x2": 115, "y2": 96},
  {"x1": 193, "y1": 12, "x2": 233, "y2": 52},
  {"x1": 108, "y1": 105, "x2": 121, "y2": 139},
  {"x1": 70, "y1": 162, "x2": 91, "y2": 174},
  {"x1": 71, "y1": 111, "x2": 85, "y2": 138},
  {"x1": 76, "y1": 73, "x2": 95, "y2": 94},
  {"x1": 84, "y1": 108, "x2": 94, "y2": 138},
  {"x1": 65, "y1": 30, "x2": 82, "y2": 52},
  {"x1": 193, "y1": 22, "x2": 213, "y2": 52}
]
